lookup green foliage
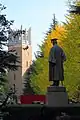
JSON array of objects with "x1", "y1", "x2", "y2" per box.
[
  {"x1": 0, "y1": 73, "x2": 8, "y2": 93},
  {"x1": 62, "y1": 1, "x2": 80, "y2": 100},
  {"x1": 69, "y1": 1, "x2": 80, "y2": 14},
  {"x1": 0, "y1": 4, "x2": 20, "y2": 90},
  {"x1": 24, "y1": 1, "x2": 80, "y2": 102},
  {"x1": 23, "y1": 61, "x2": 36, "y2": 94},
  {"x1": 30, "y1": 57, "x2": 50, "y2": 94},
  {"x1": 24, "y1": 15, "x2": 58, "y2": 95},
  {"x1": 29, "y1": 16, "x2": 63, "y2": 94}
]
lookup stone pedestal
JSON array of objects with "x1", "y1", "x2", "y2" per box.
[{"x1": 46, "y1": 86, "x2": 68, "y2": 106}]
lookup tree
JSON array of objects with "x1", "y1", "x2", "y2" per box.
[
  {"x1": 70, "y1": 5, "x2": 80, "y2": 14},
  {"x1": 69, "y1": 0, "x2": 80, "y2": 14},
  {"x1": 62, "y1": 1, "x2": 80, "y2": 100},
  {"x1": 29, "y1": 16, "x2": 65, "y2": 94},
  {"x1": 24, "y1": 1, "x2": 80, "y2": 102},
  {"x1": 23, "y1": 61, "x2": 36, "y2": 95},
  {"x1": 0, "y1": 4, "x2": 20, "y2": 89},
  {"x1": 69, "y1": 1, "x2": 80, "y2": 102},
  {"x1": 23, "y1": 15, "x2": 58, "y2": 94}
]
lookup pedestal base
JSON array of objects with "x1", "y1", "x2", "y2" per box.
[{"x1": 46, "y1": 86, "x2": 68, "y2": 106}]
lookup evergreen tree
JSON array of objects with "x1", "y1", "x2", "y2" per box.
[
  {"x1": 29, "y1": 16, "x2": 65, "y2": 94},
  {"x1": 69, "y1": 1, "x2": 80, "y2": 14},
  {"x1": 70, "y1": 5, "x2": 80, "y2": 14},
  {"x1": 23, "y1": 15, "x2": 58, "y2": 94},
  {"x1": 0, "y1": 4, "x2": 20, "y2": 88},
  {"x1": 24, "y1": 1, "x2": 80, "y2": 102},
  {"x1": 23, "y1": 61, "x2": 36, "y2": 94}
]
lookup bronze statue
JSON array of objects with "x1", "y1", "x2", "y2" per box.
[{"x1": 49, "y1": 38, "x2": 66, "y2": 86}]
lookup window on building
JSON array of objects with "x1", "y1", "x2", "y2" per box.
[
  {"x1": 14, "y1": 73, "x2": 16, "y2": 80},
  {"x1": 27, "y1": 52, "x2": 29, "y2": 56},
  {"x1": 29, "y1": 61, "x2": 32, "y2": 65},
  {"x1": 26, "y1": 61, "x2": 28, "y2": 67}
]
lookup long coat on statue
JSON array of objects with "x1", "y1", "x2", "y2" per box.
[{"x1": 49, "y1": 44, "x2": 66, "y2": 81}]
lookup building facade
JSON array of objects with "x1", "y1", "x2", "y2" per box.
[{"x1": 8, "y1": 26, "x2": 32, "y2": 97}]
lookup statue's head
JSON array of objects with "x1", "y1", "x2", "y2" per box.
[{"x1": 51, "y1": 38, "x2": 58, "y2": 45}]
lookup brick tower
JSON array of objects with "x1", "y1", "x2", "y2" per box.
[{"x1": 8, "y1": 26, "x2": 32, "y2": 97}]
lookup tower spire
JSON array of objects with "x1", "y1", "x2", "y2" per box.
[
  {"x1": 27, "y1": 27, "x2": 31, "y2": 45},
  {"x1": 21, "y1": 25, "x2": 22, "y2": 31}
]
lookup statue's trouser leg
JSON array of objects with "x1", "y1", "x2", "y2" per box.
[{"x1": 53, "y1": 81, "x2": 59, "y2": 86}]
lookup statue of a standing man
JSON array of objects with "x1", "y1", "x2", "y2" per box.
[{"x1": 49, "y1": 38, "x2": 66, "y2": 86}]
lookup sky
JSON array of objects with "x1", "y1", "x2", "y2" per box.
[{"x1": 1, "y1": 0, "x2": 68, "y2": 59}]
